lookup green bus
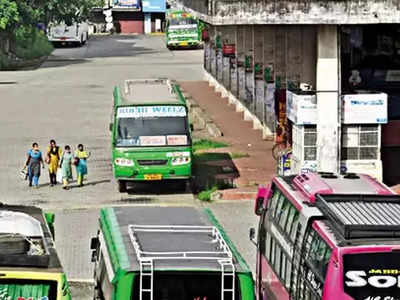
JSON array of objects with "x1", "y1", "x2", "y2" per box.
[
  {"x1": 165, "y1": 10, "x2": 202, "y2": 49},
  {"x1": 90, "y1": 206, "x2": 255, "y2": 300},
  {"x1": 0, "y1": 205, "x2": 71, "y2": 300},
  {"x1": 110, "y1": 79, "x2": 193, "y2": 192}
]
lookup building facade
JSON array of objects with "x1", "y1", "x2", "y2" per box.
[
  {"x1": 178, "y1": 0, "x2": 400, "y2": 185},
  {"x1": 91, "y1": 0, "x2": 166, "y2": 34}
]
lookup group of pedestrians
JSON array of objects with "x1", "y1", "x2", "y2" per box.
[{"x1": 24, "y1": 140, "x2": 90, "y2": 190}]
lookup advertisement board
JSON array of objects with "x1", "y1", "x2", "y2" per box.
[
  {"x1": 343, "y1": 252, "x2": 400, "y2": 300},
  {"x1": 342, "y1": 92, "x2": 388, "y2": 124},
  {"x1": 114, "y1": 0, "x2": 140, "y2": 8},
  {"x1": 142, "y1": 0, "x2": 166, "y2": 12}
]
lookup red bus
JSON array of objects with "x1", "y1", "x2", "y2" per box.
[{"x1": 250, "y1": 172, "x2": 400, "y2": 300}]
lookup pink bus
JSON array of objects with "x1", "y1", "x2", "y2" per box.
[{"x1": 250, "y1": 172, "x2": 400, "y2": 300}]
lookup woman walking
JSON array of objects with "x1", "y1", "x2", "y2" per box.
[
  {"x1": 60, "y1": 145, "x2": 73, "y2": 190},
  {"x1": 46, "y1": 139, "x2": 62, "y2": 186},
  {"x1": 25, "y1": 143, "x2": 44, "y2": 188},
  {"x1": 74, "y1": 144, "x2": 90, "y2": 187}
]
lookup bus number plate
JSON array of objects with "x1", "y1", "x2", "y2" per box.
[
  {"x1": 144, "y1": 174, "x2": 162, "y2": 180},
  {"x1": 180, "y1": 42, "x2": 188, "y2": 46}
]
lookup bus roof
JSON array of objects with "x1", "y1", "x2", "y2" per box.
[
  {"x1": 113, "y1": 79, "x2": 186, "y2": 107},
  {"x1": 274, "y1": 173, "x2": 400, "y2": 246},
  {"x1": 99, "y1": 206, "x2": 251, "y2": 276},
  {"x1": 0, "y1": 205, "x2": 62, "y2": 271}
]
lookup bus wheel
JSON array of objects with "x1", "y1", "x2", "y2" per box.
[{"x1": 118, "y1": 180, "x2": 127, "y2": 193}]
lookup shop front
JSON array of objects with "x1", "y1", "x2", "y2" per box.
[{"x1": 340, "y1": 25, "x2": 400, "y2": 185}]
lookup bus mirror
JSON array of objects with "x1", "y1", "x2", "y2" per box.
[
  {"x1": 249, "y1": 227, "x2": 257, "y2": 246},
  {"x1": 90, "y1": 237, "x2": 99, "y2": 250},
  {"x1": 109, "y1": 123, "x2": 113, "y2": 132},
  {"x1": 254, "y1": 184, "x2": 272, "y2": 215},
  {"x1": 254, "y1": 196, "x2": 264, "y2": 216},
  {"x1": 190, "y1": 124, "x2": 194, "y2": 131}
]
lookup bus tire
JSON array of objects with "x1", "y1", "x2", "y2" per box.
[{"x1": 118, "y1": 180, "x2": 127, "y2": 193}]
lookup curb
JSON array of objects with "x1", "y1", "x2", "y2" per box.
[
  {"x1": 180, "y1": 87, "x2": 223, "y2": 138},
  {"x1": 211, "y1": 190, "x2": 257, "y2": 201}
]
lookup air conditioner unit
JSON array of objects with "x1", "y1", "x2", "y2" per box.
[{"x1": 291, "y1": 125, "x2": 317, "y2": 173}]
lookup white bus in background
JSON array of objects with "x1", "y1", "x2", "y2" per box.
[{"x1": 47, "y1": 22, "x2": 89, "y2": 46}]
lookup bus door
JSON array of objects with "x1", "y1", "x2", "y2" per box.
[{"x1": 294, "y1": 226, "x2": 332, "y2": 300}]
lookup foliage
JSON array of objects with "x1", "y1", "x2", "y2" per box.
[
  {"x1": 0, "y1": 0, "x2": 19, "y2": 30},
  {"x1": 15, "y1": 26, "x2": 53, "y2": 59},
  {"x1": 0, "y1": 0, "x2": 103, "y2": 31},
  {"x1": 193, "y1": 139, "x2": 229, "y2": 152},
  {"x1": 197, "y1": 186, "x2": 218, "y2": 202}
]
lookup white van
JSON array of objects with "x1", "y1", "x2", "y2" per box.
[{"x1": 47, "y1": 22, "x2": 89, "y2": 46}]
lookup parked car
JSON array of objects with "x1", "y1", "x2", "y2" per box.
[{"x1": 47, "y1": 22, "x2": 89, "y2": 47}]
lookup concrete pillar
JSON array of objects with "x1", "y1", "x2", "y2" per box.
[
  {"x1": 230, "y1": 26, "x2": 239, "y2": 98},
  {"x1": 144, "y1": 13, "x2": 152, "y2": 34},
  {"x1": 254, "y1": 25, "x2": 264, "y2": 122},
  {"x1": 316, "y1": 25, "x2": 340, "y2": 173}
]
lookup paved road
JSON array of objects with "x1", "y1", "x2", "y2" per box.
[{"x1": 0, "y1": 35, "x2": 258, "y2": 299}]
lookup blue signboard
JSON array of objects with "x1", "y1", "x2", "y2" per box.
[
  {"x1": 114, "y1": 0, "x2": 141, "y2": 8},
  {"x1": 142, "y1": 0, "x2": 166, "y2": 12}
]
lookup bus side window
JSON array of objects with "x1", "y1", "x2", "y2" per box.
[
  {"x1": 309, "y1": 235, "x2": 332, "y2": 280},
  {"x1": 285, "y1": 205, "x2": 296, "y2": 236},
  {"x1": 278, "y1": 198, "x2": 290, "y2": 229},
  {"x1": 274, "y1": 193, "x2": 286, "y2": 222},
  {"x1": 289, "y1": 211, "x2": 300, "y2": 243},
  {"x1": 269, "y1": 189, "x2": 281, "y2": 218}
]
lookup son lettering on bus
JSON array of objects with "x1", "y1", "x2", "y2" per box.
[{"x1": 346, "y1": 270, "x2": 400, "y2": 288}]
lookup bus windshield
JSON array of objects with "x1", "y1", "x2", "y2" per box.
[
  {"x1": 343, "y1": 252, "x2": 400, "y2": 300},
  {"x1": 0, "y1": 279, "x2": 57, "y2": 300},
  {"x1": 169, "y1": 18, "x2": 197, "y2": 26},
  {"x1": 116, "y1": 116, "x2": 189, "y2": 147}
]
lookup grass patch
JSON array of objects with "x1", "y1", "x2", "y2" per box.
[
  {"x1": 193, "y1": 139, "x2": 229, "y2": 152},
  {"x1": 197, "y1": 186, "x2": 218, "y2": 201},
  {"x1": 231, "y1": 152, "x2": 250, "y2": 159}
]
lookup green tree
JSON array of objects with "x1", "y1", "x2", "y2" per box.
[{"x1": 0, "y1": 0, "x2": 19, "y2": 30}]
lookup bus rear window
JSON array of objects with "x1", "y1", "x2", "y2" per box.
[
  {"x1": 0, "y1": 279, "x2": 57, "y2": 300},
  {"x1": 132, "y1": 272, "x2": 241, "y2": 300},
  {"x1": 344, "y1": 252, "x2": 400, "y2": 300}
]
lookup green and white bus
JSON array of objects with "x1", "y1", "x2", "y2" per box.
[
  {"x1": 90, "y1": 206, "x2": 255, "y2": 300},
  {"x1": 110, "y1": 79, "x2": 192, "y2": 192},
  {"x1": 165, "y1": 10, "x2": 202, "y2": 49},
  {"x1": 0, "y1": 205, "x2": 71, "y2": 300}
]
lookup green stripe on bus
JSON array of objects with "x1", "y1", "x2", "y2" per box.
[
  {"x1": 203, "y1": 208, "x2": 252, "y2": 273},
  {"x1": 100, "y1": 208, "x2": 130, "y2": 283}
]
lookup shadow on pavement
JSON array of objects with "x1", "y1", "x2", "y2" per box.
[
  {"x1": 67, "y1": 179, "x2": 111, "y2": 189},
  {"x1": 193, "y1": 152, "x2": 240, "y2": 192},
  {"x1": 126, "y1": 180, "x2": 190, "y2": 195}
]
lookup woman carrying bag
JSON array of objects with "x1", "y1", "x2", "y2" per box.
[
  {"x1": 74, "y1": 144, "x2": 90, "y2": 187},
  {"x1": 25, "y1": 142, "x2": 44, "y2": 188}
]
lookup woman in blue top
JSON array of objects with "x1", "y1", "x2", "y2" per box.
[{"x1": 25, "y1": 142, "x2": 44, "y2": 188}]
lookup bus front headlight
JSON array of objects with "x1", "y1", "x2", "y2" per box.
[
  {"x1": 115, "y1": 158, "x2": 134, "y2": 167},
  {"x1": 171, "y1": 156, "x2": 191, "y2": 166}
]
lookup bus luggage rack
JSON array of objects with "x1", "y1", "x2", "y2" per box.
[
  {"x1": 315, "y1": 194, "x2": 400, "y2": 240},
  {"x1": 128, "y1": 224, "x2": 235, "y2": 300}
]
